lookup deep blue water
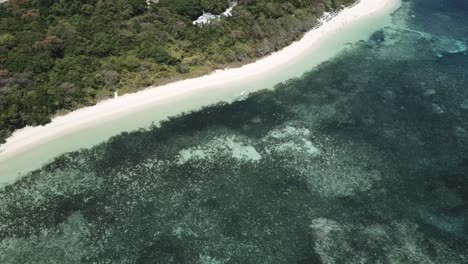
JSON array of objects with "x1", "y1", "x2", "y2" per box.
[{"x1": 1, "y1": 0, "x2": 467, "y2": 263}]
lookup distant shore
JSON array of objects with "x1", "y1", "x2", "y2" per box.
[{"x1": 0, "y1": 0, "x2": 401, "y2": 180}]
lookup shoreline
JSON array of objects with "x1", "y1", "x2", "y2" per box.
[{"x1": 0, "y1": 0, "x2": 401, "y2": 182}]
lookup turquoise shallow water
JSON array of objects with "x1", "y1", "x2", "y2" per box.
[{"x1": 1, "y1": 0, "x2": 467, "y2": 263}]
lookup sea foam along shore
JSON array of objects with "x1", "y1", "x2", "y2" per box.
[{"x1": 0, "y1": 0, "x2": 401, "y2": 180}]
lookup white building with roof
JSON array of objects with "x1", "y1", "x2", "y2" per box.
[
  {"x1": 146, "y1": 0, "x2": 159, "y2": 8},
  {"x1": 193, "y1": 12, "x2": 219, "y2": 26},
  {"x1": 193, "y1": 1, "x2": 238, "y2": 27}
]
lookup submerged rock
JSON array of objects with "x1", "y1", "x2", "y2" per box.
[
  {"x1": 431, "y1": 103, "x2": 445, "y2": 114},
  {"x1": 432, "y1": 37, "x2": 467, "y2": 55},
  {"x1": 371, "y1": 30, "x2": 385, "y2": 42},
  {"x1": 250, "y1": 117, "x2": 262, "y2": 123},
  {"x1": 423, "y1": 88, "x2": 436, "y2": 97},
  {"x1": 383, "y1": 90, "x2": 396, "y2": 100},
  {"x1": 460, "y1": 99, "x2": 468, "y2": 110}
]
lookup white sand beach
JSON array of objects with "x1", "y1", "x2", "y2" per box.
[{"x1": 0, "y1": 0, "x2": 401, "y2": 184}]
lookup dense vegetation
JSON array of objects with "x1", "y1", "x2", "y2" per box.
[{"x1": 0, "y1": 0, "x2": 356, "y2": 143}]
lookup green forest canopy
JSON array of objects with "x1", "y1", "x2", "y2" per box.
[{"x1": 0, "y1": 0, "x2": 356, "y2": 143}]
